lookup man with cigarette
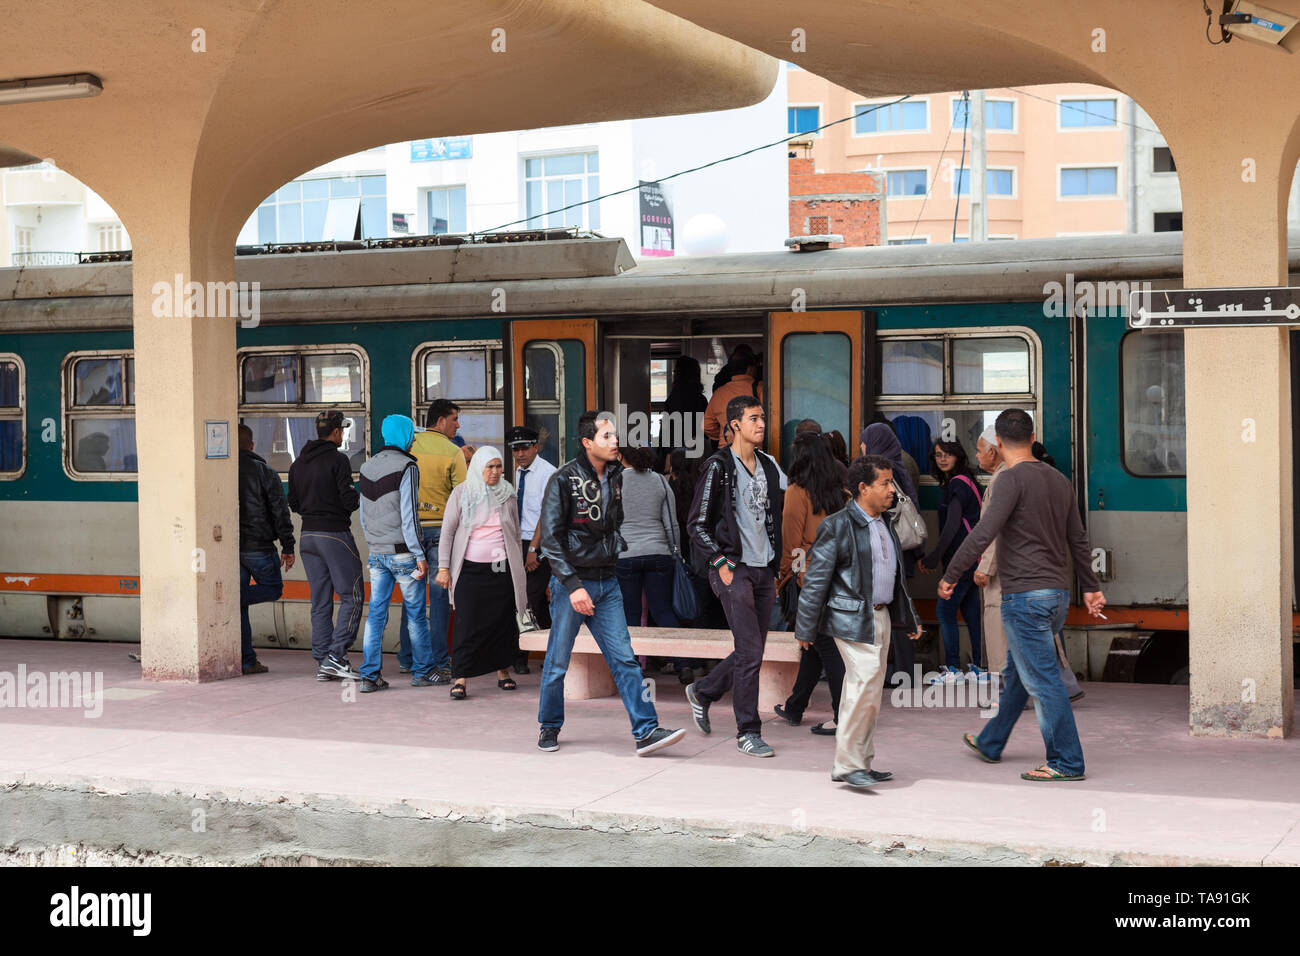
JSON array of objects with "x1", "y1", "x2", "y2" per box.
[{"x1": 940, "y1": 409, "x2": 1105, "y2": 782}]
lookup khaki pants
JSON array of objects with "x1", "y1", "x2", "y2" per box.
[
  {"x1": 982, "y1": 575, "x2": 1007, "y2": 673},
  {"x1": 832, "y1": 606, "x2": 892, "y2": 777}
]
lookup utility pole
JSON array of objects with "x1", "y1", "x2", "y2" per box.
[{"x1": 970, "y1": 89, "x2": 987, "y2": 241}]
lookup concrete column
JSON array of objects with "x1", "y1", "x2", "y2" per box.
[
  {"x1": 1173, "y1": 130, "x2": 1297, "y2": 737},
  {"x1": 130, "y1": 227, "x2": 240, "y2": 682}
]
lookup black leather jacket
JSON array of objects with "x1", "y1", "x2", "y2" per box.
[
  {"x1": 538, "y1": 454, "x2": 626, "y2": 593},
  {"x1": 687, "y1": 447, "x2": 783, "y2": 576},
  {"x1": 794, "y1": 504, "x2": 919, "y2": 645},
  {"x1": 239, "y1": 448, "x2": 295, "y2": 554}
]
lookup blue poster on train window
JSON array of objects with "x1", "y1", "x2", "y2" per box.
[{"x1": 410, "y1": 137, "x2": 473, "y2": 162}]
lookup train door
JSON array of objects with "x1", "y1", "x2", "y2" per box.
[
  {"x1": 766, "y1": 311, "x2": 870, "y2": 467},
  {"x1": 507, "y1": 318, "x2": 596, "y2": 472}
]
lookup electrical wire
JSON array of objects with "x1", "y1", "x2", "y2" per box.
[
  {"x1": 952, "y1": 90, "x2": 969, "y2": 243},
  {"x1": 904, "y1": 103, "x2": 959, "y2": 241}
]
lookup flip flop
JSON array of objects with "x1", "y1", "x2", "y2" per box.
[
  {"x1": 1021, "y1": 764, "x2": 1085, "y2": 782},
  {"x1": 962, "y1": 732, "x2": 999, "y2": 763}
]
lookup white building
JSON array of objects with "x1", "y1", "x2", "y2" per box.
[
  {"x1": 236, "y1": 75, "x2": 789, "y2": 257},
  {"x1": 0, "y1": 163, "x2": 129, "y2": 266}
]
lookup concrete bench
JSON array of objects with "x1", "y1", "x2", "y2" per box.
[{"x1": 519, "y1": 626, "x2": 801, "y2": 710}]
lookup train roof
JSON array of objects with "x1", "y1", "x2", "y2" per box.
[{"x1": 4, "y1": 231, "x2": 1300, "y2": 331}]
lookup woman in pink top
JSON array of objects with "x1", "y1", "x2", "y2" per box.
[{"x1": 436, "y1": 446, "x2": 528, "y2": 699}]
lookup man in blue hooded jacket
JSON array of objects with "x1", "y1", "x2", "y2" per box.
[{"x1": 357, "y1": 414, "x2": 434, "y2": 693}]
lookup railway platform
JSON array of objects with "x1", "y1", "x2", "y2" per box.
[{"x1": 0, "y1": 638, "x2": 1296, "y2": 867}]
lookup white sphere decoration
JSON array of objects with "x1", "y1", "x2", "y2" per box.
[
  {"x1": 680, "y1": 213, "x2": 730, "y2": 256},
  {"x1": 1146, "y1": 384, "x2": 1164, "y2": 404}
]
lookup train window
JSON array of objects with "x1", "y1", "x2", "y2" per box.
[
  {"x1": 413, "y1": 342, "x2": 505, "y2": 453},
  {"x1": 522, "y1": 343, "x2": 564, "y2": 466},
  {"x1": 1121, "y1": 331, "x2": 1186, "y2": 477},
  {"x1": 64, "y1": 352, "x2": 138, "y2": 478},
  {"x1": 876, "y1": 330, "x2": 1039, "y2": 480},
  {"x1": 238, "y1": 346, "x2": 369, "y2": 474},
  {"x1": 781, "y1": 333, "x2": 851, "y2": 460},
  {"x1": 0, "y1": 356, "x2": 24, "y2": 478}
]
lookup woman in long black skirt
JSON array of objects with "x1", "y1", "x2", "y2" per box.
[{"x1": 436, "y1": 446, "x2": 529, "y2": 700}]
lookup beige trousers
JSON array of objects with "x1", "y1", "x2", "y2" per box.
[
  {"x1": 832, "y1": 606, "x2": 892, "y2": 777},
  {"x1": 981, "y1": 575, "x2": 1007, "y2": 673}
]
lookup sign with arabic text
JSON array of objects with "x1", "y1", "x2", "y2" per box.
[{"x1": 1128, "y1": 287, "x2": 1300, "y2": 329}]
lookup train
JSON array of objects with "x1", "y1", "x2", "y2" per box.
[{"x1": 3, "y1": 229, "x2": 1297, "y2": 682}]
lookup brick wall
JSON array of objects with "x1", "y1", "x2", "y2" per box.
[{"x1": 788, "y1": 157, "x2": 883, "y2": 247}]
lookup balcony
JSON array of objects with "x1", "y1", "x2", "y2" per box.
[{"x1": 10, "y1": 251, "x2": 82, "y2": 266}]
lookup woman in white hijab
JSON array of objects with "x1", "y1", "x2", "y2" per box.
[{"x1": 436, "y1": 446, "x2": 529, "y2": 699}]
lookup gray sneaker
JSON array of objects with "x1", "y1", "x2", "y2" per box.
[
  {"x1": 359, "y1": 676, "x2": 389, "y2": 693},
  {"x1": 737, "y1": 733, "x2": 775, "y2": 758},
  {"x1": 635, "y1": 727, "x2": 685, "y2": 756},
  {"x1": 410, "y1": 670, "x2": 451, "y2": 686},
  {"x1": 319, "y1": 654, "x2": 359, "y2": 680},
  {"x1": 538, "y1": 728, "x2": 560, "y2": 752},
  {"x1": 685, "y1": 683, "x2": 711, "y2": 735}
]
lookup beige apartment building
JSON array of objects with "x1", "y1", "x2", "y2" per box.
[{"x1": 788, "y1": 67, "x2": 1138, "y2": 244}]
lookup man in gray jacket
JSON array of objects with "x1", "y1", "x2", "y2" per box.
[{"x1": 796, "y1": 454, "x2": 923, "y2": 789}]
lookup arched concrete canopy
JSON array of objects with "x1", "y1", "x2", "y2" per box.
[
  {"x1": 648, "y1": 0, "x2": 1300, "y2": 738},
  {"x1": 0, "y1": 0, "x2": 776, "y2": 683}
]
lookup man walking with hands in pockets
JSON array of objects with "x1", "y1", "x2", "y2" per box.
[{"x1": 941, "y1": 409, "x2": 1105, "y2": 782}]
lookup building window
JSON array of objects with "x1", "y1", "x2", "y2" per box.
[
  {"x1": 954, "y1": 168, "x2": 1015, "y2": 196},
  {"x1": 1122, "y1": 331, "x2": 1185, "y2": 476},
  {"x1": 254, "y1": 175, "x2": 387, "y2": 244},
  {"x1": 1153, "y1": 211, "x2": 1183, "y2": 232},
  {"x1": 97, "y1": 224, "x2": 126, "y2": 251},
  {"x1": 1060, "y1": 98, "x2": 1117, "y2": 128},
  {"x1": 886, "y1": 169, "x2": 928, "y2": 197},
  {"x1": 887, "y1": 237, "x2": 928, "y2": 245},
  {"x1": 787, "y1": 106, "x2": 821, "y2": 134},
  {"x1": 1061, "y1": 166, "x2": 1118, "y2": 197},
  {"x1": 13, "y1": 227, "x2": 33, "y2": 256},
  {"x1": 239, "y1": 347, "x2": 369, "y2": 474},
  {"x1": 523, "y1": 153, "x2": 600, "y2": 230},
  {"x1": 0, "y1": 356, "x2": 24, "y2": 477},
  {"x1": 64, "y1": 352, "x2": 137, "y2": 478},
  {"x1": 876, "y1": 331, "x2": 1037, "y2": 476},
  {"x1": 1153, "y1": 146, "x2": 1177, "y2": 173},
  {"x1": 426, "y1": 186, "x2": 467, "y2": 235},
  {"x1": 413, "y1": 342, "x2": 505, "y2": 452},
  {"x1": 854, "y1": 100, "x2": 927, "y2": 134},
  {"x1": 952, "y1": 98, "x2": 1015, "y2": 131}
]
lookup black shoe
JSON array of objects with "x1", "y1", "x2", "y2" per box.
[
  {"x1": 320, "y1": 654, "x2": 359, "y2": 680},
  {"x1": 677, "y1": 668, "x2": 694, "y2": 685},
  {"x1": 831, "y1": 769, "x2": 878, "y2": 788},
  {"x1": 431, "y1": 665, "x2": 453, "y2": 681},
  {"x1": 810, "y1": 722, "x2": 837, "y2": 736},
  {"x1": 685, "y1": 683, "x2": 711, "y2": 735},
  {"x1": 241, "y1": 661, "x2": 268, "y2": 675},
  {"x1": 410, "y1": 671, "x2": 450, "y2": 686},
  {"x1": 774, "y1": 704, "x2": 802, "y2": 726},
  {"x1": 360, "y1": 676, "x2": 389, "y2": 693},
  {"x1": 867, "y1": 769, "x2": 893, "y2": 782},
  {"x1": 315, "y1": 660, "x2": 336, "y2": 682},
  {"x1": 538, "y1": 728, "x2": 560, "y2": 752},
  {"x1": 514, "y1": 654, "x2": 531, "y2": 675},
  {"x1": 737, "y1": 733, "x2": 775, "y2": 758},
  {"x1": 635, "y1": 726, "x2": 686, "y2": 756}
]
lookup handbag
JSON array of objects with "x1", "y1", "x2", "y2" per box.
[
  {"x1": 890, "y1": 489, "x2": 928, "y2": 550},
  {"x1": 778, "y1": 577, "x2": 800, "y2": 629},
  {"x1": 658, "y1": 473, "x2": 698, "y2": 622},
  {"x1": 516, "y1": 608, "x2": 540, "y2": 634}
]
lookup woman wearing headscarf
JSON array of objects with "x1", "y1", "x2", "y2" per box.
[{"x1": 436, "y1": 446, "x2": 529, "y2": 699}]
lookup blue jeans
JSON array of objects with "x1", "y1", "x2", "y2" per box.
[
  {"x1": 239, "y1": 551, "x2": 282, "y2": 667},
  {"x1": 398, "y1": 527, "x2": 450, "y2": 671},
  {"x1": 936, "y1": 568, "x2": 982, "y2": 668},
  {"x1": 975, "y1": 589, "x2": 1085, "y2": 777},
  {"x1": 362, "y1": 553, "x2": 432, "y2": 681},
  {"x1": 539, "y1": 575, "x2": 659, "y2": 740}
]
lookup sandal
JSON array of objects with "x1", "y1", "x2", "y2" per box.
[
  {"x1": 498, "y1": 677, "x2": 517, "y2": 691},
  {"x1": 450, "y1": 683, "x2": 467, "y2": 700},
  {"x1": 1021, "y1": 763, "x2": 1085, "y2": 782},
  {"x1": 962, "y1": 732, "x2": 999, "y2": 763}
]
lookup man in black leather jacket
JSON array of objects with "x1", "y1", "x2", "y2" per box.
[
  {"x1": 237, "y1": 424, "x2": 295, "y2": 675},
  {"x1": 796, "y1": 454, "x2": 922, "y2": 788},
  {"x1": 536, "y1": 410, "x2": 685, "y2": 757}
]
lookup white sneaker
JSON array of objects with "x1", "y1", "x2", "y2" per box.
[{"x1": 927, "y1": 666, "x2": 960, "y2": 685}]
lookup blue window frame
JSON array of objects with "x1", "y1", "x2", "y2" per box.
[
  {"x1": 1060, "y1": 98, "x2": 1117, "y2": 128},
  {"x1": 954, "y1": 168, "x2": 1015, "y2": 196},
  {"x1": 788, "y1": 106, "x2": 820, "y2": 134},
  {"x1": 952, "y1": 99, "x2": 1015, "y2": 130},
  {"x1": 886, "y1": 170, "x2": 927, "y2": 197},
  {"x1": 1060, "y1": 167, "x2": 1118, "y2": 196},
  {"x1": 855, "y1": 101, "x2": 927, "y2": 134},
  {"x1": 427, "y1": 186, "x2": 467, "y2": 235}
]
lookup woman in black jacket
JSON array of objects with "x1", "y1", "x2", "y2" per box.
[{"x1": 918, "y1": 440, "x2": 984, "y2": 681}]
